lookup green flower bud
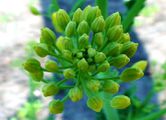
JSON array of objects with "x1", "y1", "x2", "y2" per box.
[
  {"x1": 34, "y1": 43, "x2": 49, "y2": 57},
  {"x1": 40, "y1": 27, "x2": 56, "y2": 46},
  {"x1": 49, "y1": 100, "x2": 64, "y2": 114},
  {"x1": 93, "y1": 32, "x2": 103, "y2": 47},
  {"x1": 105, "y1": 12, "x2": 121, "y2": 30},
  {"x1": 87, "y1": 80, "x2": 101, "y2": 92},
  {"x1": 63, "y1": 69, "x2": 75, "y2": 79},
  {"x1": 23, "y1": 58, "x2": 41, "y2": 73},
  {"x1": 95, "y1": 52, "x2": 106, "y2": 63},
  {"x1": 86, "y1": 6, "x2": 101, "y2": 25},
  {"x1": 65, "y1": 21, "x2": 76, "y2": 37},
  {"x1": 91, "y1": 16, "x2": 105, "y2": 33},
  {"x1": 87, "y1": 96, "x2": 103, "y2": 112},
  {"x1": 88, "y1": 48, "x2": 96, "y2": 58},
  {"x1": 29, "y1": 5, "x2": 40, "y2": 15},
  {"x1": 103, "y1": 80, "x2": 119, "y2": 94},
  {"x1": 63, "y1": 50, "x2": 73, "y2": 61},
  {"x1": 132, "y1": 60, "x2": 147, "y2": 71},
  {"x1": 45, "y1": 60, "x2": 58, "y2": 72},
  {"x1": 110, "y1": 95, "x2": 131, "y2": 109},
  {"x1": 76, "y1": 52, "x2": 83, "y2": 59},
  {"x1": 68, "y1": 87, "x2": 83, "y2": 102},
  {"x1": 81, "y1": 5, "x2": 92, "y2": 20},
  {"x1": 63, "y1": 37, "x2": 73, "y2": 50},
  {"x1": 77, "y1": 58, "x2": 89, "y2": 71},
  {"x1": 30, "y1": 71, "x2": 43, "y2": 82},
  {"x1": 78, "y1": 34, "x2": 89, "y2": 49},
  {"x1": 103, "y1": 42, "x2": 121, "y2": 57},
  {"x1": 109, "y1": 54, "x2": 130, "y2": 68},
  {"x1": 120, "y1": 68, "x2": 144, "y2": 82},
  {"x1": 89, "y1": 65, "x2": 96, "y2": 72},
  {"x1": 77, "y1": 20, "x2": 89, "y2": 35},
  {"x1": 42, "y1": 83, "x2": 59, "y2": 97},
  {"x1": 52, "y1": 9, "x2": 70, "y2": 32},
  {"x1": 120, "y1": 42, "x2": 138, "y2": 58},
  {"x1": 72, "y1": 8, "x2": 83, "y2": 24},
  {"x1": 118, "y1": 33, "x2": 130, "y2": 43},
  {"x1": 97, "y1": 61, "x2": 110, "y2": 72},
  {"x1": 107, "y1": 25, "x2": 123, "y2": 42}
]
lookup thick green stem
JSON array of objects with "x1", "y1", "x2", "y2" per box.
[
  {"x1": 95, "y1": 0, "x2": 108, "y2": 18},
  {"x1": 122, "y1": 0, "x2": 146, "y2": 32}
]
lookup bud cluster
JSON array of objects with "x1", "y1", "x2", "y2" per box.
[{"x1": 23, "y1": 6, "x2": 147, "y2": 114}]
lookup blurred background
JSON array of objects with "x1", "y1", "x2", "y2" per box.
[{"x1": 0, "y1": 0, "x2": 166, "y2": 119}]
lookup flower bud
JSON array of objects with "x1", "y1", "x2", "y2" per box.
[
  {"x1": 120, "y1": 42, "x2": 138, "y2": 58},
  {"x1": 110, "y1": 95, "x2": 131, "y2": 109},
  {"x1": 77, "y1": 20, "x2": 89, "y2": 35},
  {"x1": 105, "y1": 12, "x2": 121, "y2": 30},
  {"x1": 63, "y1": 69, "x2": 75, "y2": 79},
  {"x1": 93, "y1": 32, "x2": 103, "y2": 47},
  {"x1": 52, "y1": 9, "x2": 70, "y2": 32},
  {"x1": 109, "y1": 54, "x2": 130, "y2": 68},
  {"x1": 68, "y1": 87, "x2": 83, "y2": 102},
  {"x1": 86, "y1": 6, "x2": 101, "y2": 25},
  {"x1": 42, "y1": 83, "x2": 59, "y2": 97},
  {"x1": 118, "y1": 33, "x2": 130, "y2": 43},
  {"x1": 72, "y1": 8, "x2": 83, "y2": 24},
  {"x1": 81, "y1": 5, "x2": 92, "y2": 20},
  {"x1": 88, "y1": 48, "x2": 96, "y2": 58},
  {"x1": 23, "y1": 58, "x2": 41, "y2": 73},
  {"x1": 97, "y1": 61, "x2": 110, "y2": 72},
  {"x1": 103, "y1": 80, "x2": 119, "y2": 94},
  {"x1": 49, "y1": 100, "x2": 64, "y2": 114},
  {"x1": 63, "y1": 37, "x2": 73, "y2": 50},
  {"x1": 78, "y1": 34, "x2": 89, "y2": 49},
  {"x1": 94, "y1": 52, "x2": 106, "y2": 63},
  {"x1": 107, "y1": 25, "x2": 123, "y2": 42},
  {"x1": 77, "y1": 58, "x2": 89, "y2": 71},
  {"x1": 30, "y1": 71, "x2": 43, "y2": 82},
  {"x1": 45, "y1": 60, "x2": 58, "y2": 72},
  {"x1": 63, "y1": 50, "x2": 73, "y2": 61},
  {"x1": 29, "y1": 5, "x2": 40, "y2": 15},
  {"x1": 103, "y1": 42, "x2": 121, "y2": 57},
  {"x1": 87, "y1": 96, "x2": 103, "y2": 112},
  {"x1": 120, "y1": 68, "x2": 144, "y2": 82},
  {"x1": 56, "y1": 36, "x2": 65, "y2": 51},
  {"x1": 132, "y1": 60, "x2": 147, "y2": 71},
  {"x1": 91, "y1": 16, "x2": 105, "y2": 33},
  {"x1": 65, "y1": 21, "x2": 76, "y2": 37},
  {"x1": 87, "y1": 80, "x2": 101, "y2": 92},
  {"x1": 40, "y1": 27, "x2": 56, "y2": 46},
  {"x1": 76, "y1": 52, "x2": 83, "y2": 59},
  {"x1": 34, "y1": 43, "x2": 49, "y2": 57}
]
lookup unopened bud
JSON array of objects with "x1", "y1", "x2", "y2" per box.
[
  {"x1": 68, "y1": 87, "x2": 83, "y2": 102},
  {"x1": 52, "y1": 9, "x2": 70, "y2": 32},
  {"x1": 120, "y1": 42, "x2": 138, "y2": 58},
  {"x1": 23, "y1": 58, "x2": 41, "y2": 73},
  {"x1": 45, "y1": 60, "x2": 58, "y2": 72},
  {"x1": 110, "y1": 95, "x2": 131, "y2": 109},
  {"x1": 120, "y1": 68, "x2": 144, "y2": 82},
  {"x1": 97, "y1": 61, "x2": 110, "y2": 72},
  {"x1": 63, "y1": 69, "x2": 75, "y2": 79},
  {"x1": 88, "y1": 48, "x2": 96, "y2": 58},
  {"x1": 107, "y1": 25, "x2": 123, "y2": 42},
  {"x1": 118, "y1": 33, "x2": 130, "y2": 43},
  {"x1": 72, "y1": 8, "x2": 83, "y2": 24},
  {"x1": 93, "y1": 32, "x2": 103, "y2": 47},
  {"x1": 105, "y1": 12, "x2": 121, "y2": 30},
  {"x1": 109, "y1": 54, "x2": 130, "y2": 68},
  {"x1": 91, "y1": 16, "x2": 105, "y2": 33},
  {"x1": 63, "y1": 50, "x2": 73, "y2": 61},
  {"x1": 76, "y1": 52, "x2": 83, "y2": 59},
  {"x1": 29, "y1": 5, "x2": 40, "y2": 15},
  {"x1": 77, "y1": 58, "x2": 89, "y2": 71},
  {"x1": 49, "y1": 100, "x2": 64, "y2": 114},
  {"x1": 65, "y1": 21, "x2": 76, "y2": 37},
  {"x1": 103, "y1": 80, "x2": 119, "y2": 94},
  {"x1": 42, "y1": 83, "x2": 59, "y2": 97},
  {"x1": 87, "y1": 80, "x2": 101, "y2": 92},
  {"x1": 87, "y1": 96, "x2": 103, "y2": 112},
  {"x1": 94, "y1": 52, "x2": 106, "y2": 63},
  {"x1": 77, "y1": 20, "x2": 89, "y2": 35},
  {"x1": 132, "y1": 60, "x2": 147, "y2": 71},
  {"x1": 81, "y1": 5, "x2": 92, "y2": 20},
  {"x1": 78, "y1": 34, "x2": 89, "y2": 49},
  {"x1": 30, "y1": 71, "x2": 43, "y2": 82},
  {"x1": 34, "y1": 43, "x2": 49, "y2": 57}
]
